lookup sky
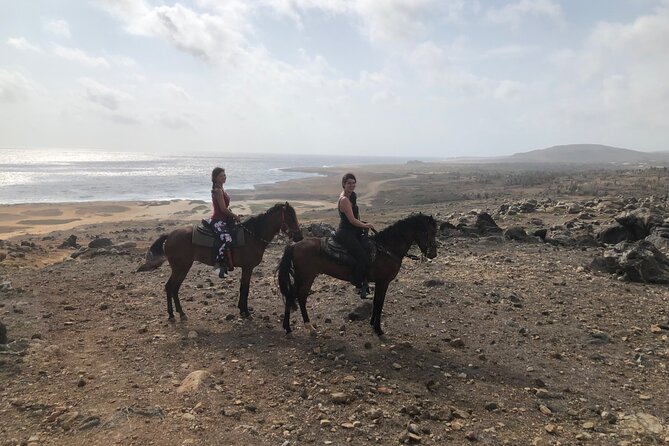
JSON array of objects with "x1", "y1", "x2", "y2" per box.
[{"x1": 1, "y1": 0, "x2": 668, "y2": 158}]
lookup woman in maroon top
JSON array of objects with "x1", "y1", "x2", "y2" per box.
[{"x1": 210, "y1": 167, "x2": 241, "y2": 277}]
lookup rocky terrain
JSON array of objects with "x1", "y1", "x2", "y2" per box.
[{"x1": 2, "y1": 166, "x2": 669, "y2": 446}]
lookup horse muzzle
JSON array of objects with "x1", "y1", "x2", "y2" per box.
[{"x1": 291, "y1": 231, "x2": 304, "y2": 242}]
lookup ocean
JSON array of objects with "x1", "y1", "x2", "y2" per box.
[{"x1": 0, "y1": 149, "x2": 421, "y2": 204}]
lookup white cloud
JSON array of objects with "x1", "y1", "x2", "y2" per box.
[
  {"x1": 160, "y1": 83, "x2": 192, "y2": 101},
  {"x1": 485, "y1": 0, "x2": 563, "y2": 28},
  {"x1": 98, "y1": 0, "x2": 251, "y2": 64},
  {"x1": 484, "y1": 44, "x2": 537, "y2": 59},
  {"x1": 43, "y1": 19, "x2": 72, "y2": 38},
  {"x1": 78, "y1": 78, "x2": 134, "y2": 111},
  {"x1": 0, "y1": 69, "x2": 37, "y2": 102},
  {"x1": 548, "y1": 5, "x2": 669, "y2": 134},
  {"x1": 53, "y1": 45, "x2": 110, "y2": 67},
  {"x1": 7, "y1": 37, "x2": 42, "y2": 52}
]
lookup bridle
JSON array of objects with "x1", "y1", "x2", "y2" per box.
[{"x1": 239, "y1": 205, "x2": 295, "y2": 245}]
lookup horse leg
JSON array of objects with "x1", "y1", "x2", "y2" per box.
[
  {"x1": 371, "y1": 281, "x2": 389, "y2": 335},
  {"x1": 238, "y1": 267, "x2": 253, "y2": 318},
  {"x1": 297, "y1": 277, "x2": 316, "y2": 336},
  {"x1": 283, "y1": 298, "x2": 293, "y2": 334},
  {"x1": 170, "y1": 261, "x2": 193, "y2": 321},
  {"x1": 164, "y1": 279, "x2": 175, "y2": 322}
]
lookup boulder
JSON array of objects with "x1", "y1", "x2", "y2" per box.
[
  {"x1": 504, "y1": 226, "x2": 528, "y2": 241},
  {"x1": 591, "y1": 240, "x2": 669, "y2": 284},
  {"x1": 305, "y1": 223, "x2": 335, "y2": 238},
  {"x1": 58, "y1": 235, "x2": 79, "y2": 249},
  {"x1": 475, "y1": 213, "x2": 502, "y2": 235},
  {"x1": 88, "y1": 238, "x2": 113, "y2": 249},
  {"x1": 597, "y1": 224, "x2": 632, "y2": 244}
]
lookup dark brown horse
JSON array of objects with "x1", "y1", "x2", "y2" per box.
[
  {"x1": 138, "y1": 202, "x2": 302, "y2": 321},
  {"x1": 278, "y1": 213, "x2": 437, "y2": 336}
]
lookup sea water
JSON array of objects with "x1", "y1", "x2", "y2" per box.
[{"x1": 0, "y1": 149, "x2": 421, "y2": 204}]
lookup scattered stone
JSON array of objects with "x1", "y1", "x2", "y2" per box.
[
  {"x1": 449, "y1": 338, "x2": 465, "y2": 348},
  {"x1": 177, "y1": 370, "x2": 211, "y2": 394},
  {"x1": 465, "y1": 431, "x2": 478, "y2": 441},
  {"x1": 330, "y1": 392, "x2": 349, "y2": 404}
]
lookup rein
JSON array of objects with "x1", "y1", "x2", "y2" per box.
[
  {"x1": 371, "y1": 228, "x2": 420, "y2": 264},
  {"x1": 239, "y1": 206, "x2": 290, "y2": 245}
]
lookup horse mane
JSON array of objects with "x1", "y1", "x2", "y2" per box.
[
  {"x1": 373, "y1": 213, "x2": 436, "y2": 244},
  {"x1": 242, "y1": 203, "x2": 292, "y2": 233}
]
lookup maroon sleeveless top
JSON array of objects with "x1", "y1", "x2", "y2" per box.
[{"x1": 211, "y1": 189, "x2": 230, "y2": 220}]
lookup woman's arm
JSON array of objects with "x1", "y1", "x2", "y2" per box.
[
  {"x1": 340, "y1": 197, "x2": 374, "y2": 230},
  {"x1": 213, "y1": 189, "x2": 241, "y2": 222}
]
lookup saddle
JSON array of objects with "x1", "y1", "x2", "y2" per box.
[
  {"x1": 192, "y1": 220, "x2": 246, "y2": 248},
  {"x1": 320, "y1": 236, "x2": 376, "y2": 267}
]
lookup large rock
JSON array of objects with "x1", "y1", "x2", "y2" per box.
[
  {"x1": 614, "y1": 209, "x2": 664, "y2": 241},
  {"x1": 591, "y1": 240, "x2": 669, "y2": 284},
  {"x1": 474, "y1": 213, "x2": 502, "y2": 235},
  {"x1": 88, "y1": 238, "x2": 113, "y2": 249},
  {"x1": 597, "y1": 224, "x2": 632, "y2": 244},
  {"x1": 504, "y1": 226, "x2": 528, "y2": 241},
  {"x1": 305, "y1": 223, "x2": 335, "y2": 238}
]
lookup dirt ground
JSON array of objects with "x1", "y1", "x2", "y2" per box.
[{"x1": 1, "y1": 165, "x2": 669, "y2": 446}]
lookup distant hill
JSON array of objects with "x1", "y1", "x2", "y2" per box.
[{"x1": 505, "y1": 144, "x2": 669, "y2": 164}]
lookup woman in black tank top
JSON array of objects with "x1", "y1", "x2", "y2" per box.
[{"x1": 334, "y1": 173, "x2": 376, "y2": 297}]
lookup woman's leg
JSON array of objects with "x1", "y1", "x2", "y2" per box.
[{"x1": 334, "y1": 230, "x2": 369, "y2": 287}]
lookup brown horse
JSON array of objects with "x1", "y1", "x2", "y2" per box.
[
  {"x1": 278, "y1": 213, "x2": 438, "y2": 336},
  {"x1": 138, "y1": 202, "x2": 302, "y2": 321}
]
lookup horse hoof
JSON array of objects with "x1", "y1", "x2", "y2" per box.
[
  {"x1": 180, "y1": 314, "x2": 188, "y2": 322},
  {"x1": 168, "y1": 317, "x2": 176, "y2": 324},
  {"x1": 374, "y1": 327, "x2": 384, "y2": 336},
  {"x1": 239, "y1": 310, "x2": 251, "y2": 319}
]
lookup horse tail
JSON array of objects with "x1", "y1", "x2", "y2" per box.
[
  {"x1": 136, "y1": 234, "x2": 168, "y2": 272},
  {"x1": 277, "y1": 244, "x2": 296, "y2": 307}
]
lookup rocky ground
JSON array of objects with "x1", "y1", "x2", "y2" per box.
[{"x1": 2, "y1": 166, "x2": 669, "y2": 446}]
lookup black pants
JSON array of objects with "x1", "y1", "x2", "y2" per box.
[{"x1": 335, "y1": 229, "x2": 369, "y2": 287}]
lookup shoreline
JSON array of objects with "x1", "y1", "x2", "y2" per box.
[{"x1": 0, "y1": 160, "x2": 449, "y2": 240}]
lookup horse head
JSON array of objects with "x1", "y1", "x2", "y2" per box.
[
  {"x1": 280, "y1": 202, "x2": 303, "y2": 242},
  {"x1": 413, "y1": 213, "x2": 438, "y2": 259}
]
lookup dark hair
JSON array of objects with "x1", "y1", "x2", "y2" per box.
[
  {"x1": 341, "y1": 172, "x2": 356, "y2": 188},
  {"x1": 211, "y1": 167, "x2": 225, "y2": 186}
]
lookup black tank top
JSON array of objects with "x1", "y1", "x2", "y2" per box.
[{"x1": 338, "y1": 192, "x2": 361, "y2": 234}]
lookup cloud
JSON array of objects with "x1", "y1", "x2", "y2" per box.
[
  {"x1": 483, "y1": 44, "x2": 537, "y2": 59},
  {"x1": 0, "y1": 69, "x2": 37, "y2": 102},
  {"x1": 160, "y1": 83, "x2": 192, "y2": 101},
  {"x1": 53, "y1": 45, "x2": 110, "y2": 67},
  {"x1": 43, "y1": 18, "x2": 72, "y2": 38},
  {"x1": 78, "y1": 78, "x2": 134, "y2": 111},
  {"x1": 549, "y1": 5, "x2": 669, "y2": 132},
  {"x1": 97, "y1": 0, "x2": 251, "y2": 64},
  {"x1": 7, "y1": 37, "x2": 42, "y2": 52},
  {"x1": 158, "y1": 113, "x2": 194, "y2": 129},
  {"x1": 485, "y1": 0, "x2": 563, "y2": 28}
]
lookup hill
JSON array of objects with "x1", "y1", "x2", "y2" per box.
[{"x1": 505, "y1": 144, "x2": 669, "y2": 164}]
